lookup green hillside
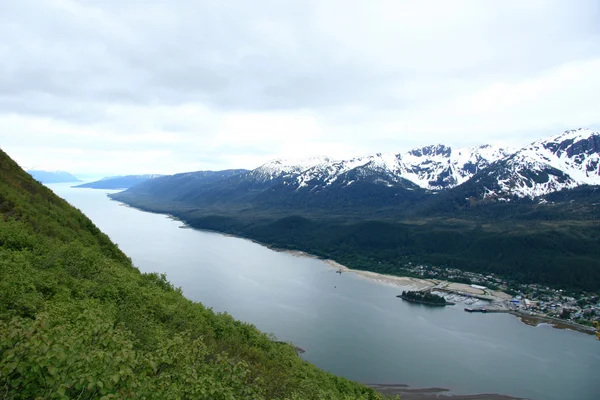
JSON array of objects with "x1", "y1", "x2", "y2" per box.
[{"x1": 0, "y1": 149, "x2": 383, "y2": 399}]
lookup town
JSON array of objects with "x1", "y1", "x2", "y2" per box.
[{"x1": 402, "y1": 263, "x2": 600, "y2": 330}]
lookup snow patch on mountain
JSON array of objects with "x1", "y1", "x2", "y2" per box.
[
  {"x1": 484, "y1": 128, "x2": 600, "y2": 199},
  {"x1": 246, "y1": 128, "x2": 599, "y2": 199},
  {"x1": 399, "y1": 144, "x2": 513, "y2": 190},
  {"x1": 251, "y1": 156, "x2": 333, "y2": 182},
  {"x1": 291, "y1": 145, "x2": 511, "y2": 191},
  {"x1": 251, "y1": 144, "x2": 512, "y2": 191}
]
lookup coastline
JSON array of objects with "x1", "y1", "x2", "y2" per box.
[
  {"x1": 109, "y1": 196, "x2": 597, "y2": 338},
  {"x1": 510, "y1": 311, "x2": 596, "y2": 335},
  {"x1": 276, "y1": 249, "x2": 596, "y2": 336},
  {"x1": 321, "y1": 257, "x2": 435, "y2": 290},
  {"x1": 367, "y1": 384, "x2": 528, "y2": 400}
]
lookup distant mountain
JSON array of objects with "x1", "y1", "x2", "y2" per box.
[
  {"x1": 451, "y1": 128, "x2": 600, "y2": 202},
  {"x1": 288, "y1": 144, "x2": 512, "y2": 193},
  {"x1": 250, "y1": 156, "x2": 332, "y2": 182},
  {"x1": 113, "y1": 129, "x2": 600, "y2": 212},
  {"x1": 74, "y1": 174, "x2": 163, "y2": 189},
  {"x1": 114, "y1": 157, "x2": 430, "y2": 211},
  {"x1": 27, "y1": 170, "x2": 81, "y2": 183},
  {"x1": 110, "y1": 128, "x2": 600, "y2": 292},
  {"x1": 114, "y1": 144, "x2": 515, "y2": 211},
  {"x1": 113, "y1": 169, "x2": 251, "y2": 207},
  {"x1": 399, "y1": 144, "x2": 513, "y2": 190}
]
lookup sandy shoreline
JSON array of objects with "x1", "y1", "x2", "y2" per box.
[
  {"x1": 322, "y1": 258, "x2": 435, "y2": 290},
  {"x1": 276, "y1": 249, "x2": 596, "y2": 336},
  {"x1": 273, "y1": 249, "x2": 434, "y2": 290},
  {"x1": 278, "y1": 249, "x2": 486, "y2": 293},
  {"x1": 110, "y1": 202, "x2": 597, "y2": 337}
]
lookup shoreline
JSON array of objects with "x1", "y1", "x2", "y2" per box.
[
  {"x1": 275, "y1": 249, "x2": 596, "y2": 336},
  {"x1": 510, "y1": 311, "x2": 595, "y2": 335},
  {"x1": 366, "y1": 384, "x2": 528, "y2": 400},
  {"x1": 109, "y1": 196, "x2": 597, "y2": 338},
  {"x1": 321, "y1": 257, "x2": 436, "y2": 290}
]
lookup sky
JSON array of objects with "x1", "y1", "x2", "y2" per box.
[{"x1": 1, "y1": 0, "x2": 599, "y2": 176}]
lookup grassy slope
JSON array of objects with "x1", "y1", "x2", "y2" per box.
[{"x1": 0, "y1": 148, "x2": 383, "y2": 400}]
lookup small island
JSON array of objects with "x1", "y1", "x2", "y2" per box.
[{"x1": 397, "y1": 290, "x2": 455, "y2": 306}]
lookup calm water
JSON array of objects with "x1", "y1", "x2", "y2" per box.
[{"x1": 50, "y1": 184, "x2": 600, "y2": 400}]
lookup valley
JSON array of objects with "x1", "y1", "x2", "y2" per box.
[
  {"x1": 5, "y1": 4, "x2": 600, "y2": 399},
  {"x1": 52, "y1": 182, "x2": 600, "y2": 400},
  {"x1": 108, "y1": 128, "x2": 600, "y2": 332}
]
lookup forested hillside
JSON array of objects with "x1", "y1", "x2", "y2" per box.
[
  {"x1": 112, "y1": 184, "x2": 600, "y2": 292},
  {"x1": 0, "y1": 148, "x2": 382, "y2": 399},
  {"x1": 158, "y1": 211, "x2": 600, "y2": 292},
  {"x1": 109, "y1": 130, "x2": 600, "y2": 292}
]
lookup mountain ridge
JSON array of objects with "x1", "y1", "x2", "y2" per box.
[
  {"x1": 115, "y1": 128, "x2": 600, "y2": 210},
  {"x1": 27, "y1": 169, "x2": 81, "y2": 183},
  {"x1": 110, "y1": 128, "x2": 600, "y2": 292},
  {"x1": 74, "y1": 174, "x2": 163, "y2": 189}
]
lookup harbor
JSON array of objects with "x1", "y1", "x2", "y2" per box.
[{"x1": 409, "y1": 281, "x2": 597, "y2": 335}]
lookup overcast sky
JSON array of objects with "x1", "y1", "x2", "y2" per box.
[{"x1": 1, "y1": 0, "x2": 599, "y2": 176}]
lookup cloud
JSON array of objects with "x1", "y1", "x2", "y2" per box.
[{"x1": 1, "y1": 0, "x2": 599, "y2": 175}]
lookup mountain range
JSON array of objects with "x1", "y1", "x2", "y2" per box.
[
  {"x1": 255, "y1": 128, "x2": 599, "y2": 199},
  {"x1": 27, "y1": 169, "x2": 81, "y2": 183},
  {"x1": 74, "y1": 174, "x2": 163, "y2": 189},
  {"x1": 114, "y1": 128, "x2": 600, "y2": 210},
  {"x1": 111, "y1": 129, "x2": 600, "y2": 292}
]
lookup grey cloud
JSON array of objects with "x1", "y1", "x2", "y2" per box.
[
  {"x1": 2, "y1": 0, "x2": 599, "y2": 121},
  {"x1": 1, "y1": 0, "x2": 600, "y2": 176}
]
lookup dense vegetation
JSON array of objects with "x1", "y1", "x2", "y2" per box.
[
  {"x1": 108, "y1": 190, "x2": 600, "y2": 293},
  {"x1": 398, "y1": 291, "x2": 448, "y2": 305},
  {"x1": 0, "y1": 149, "x2": 383, "y2": 399},
  {"x1": 112, "y1": 173, "x2": 600, "y2": 292}
]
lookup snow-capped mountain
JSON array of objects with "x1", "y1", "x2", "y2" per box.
[
  {"x1": 398, "y1": 144, "x2": 513, "y2": 190},
  {"x1": 245, "y1": 129, "x2": 599, "y2": 200},
  {"x1": 295, "y1": 153, "x2": 408, "y2": 189},
  {"x1": 115, "y1": 128, "x2": 600, "y2": 210},
  {"x1": 251, "y1": 145, "x2": 512, "y2": 192},
  {"x1": 250, "y1": 156, "x2": 332, "y2": 182},
  {"x1": 470, "y1": 128, "x2": 600, "y2": 200}
]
